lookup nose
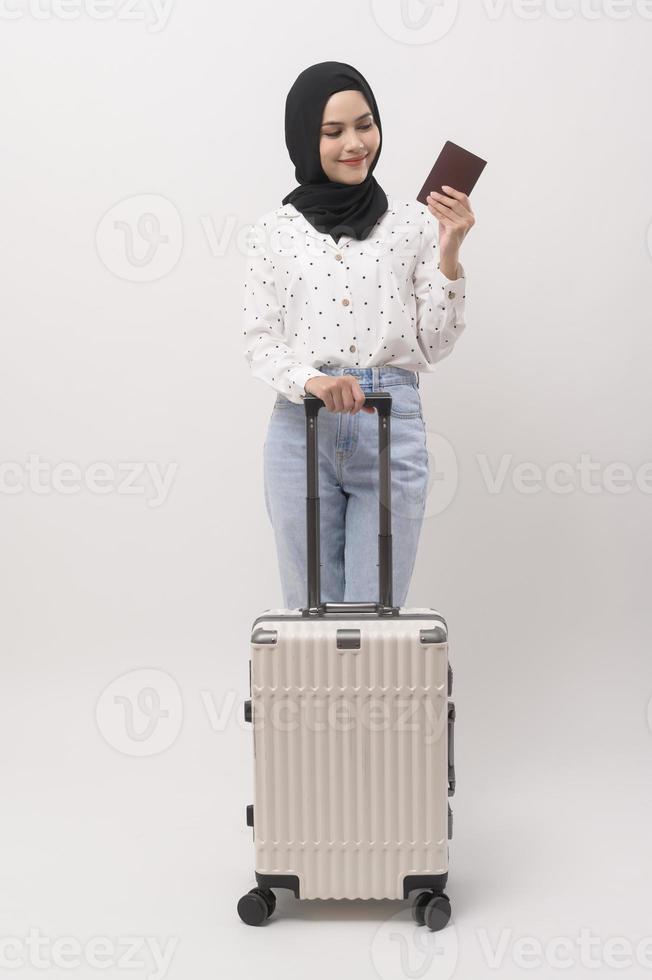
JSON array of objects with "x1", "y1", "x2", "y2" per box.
[{"x1": 344, "y1": 131, "x2": 365, "y2": 152}]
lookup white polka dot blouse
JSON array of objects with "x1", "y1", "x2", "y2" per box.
[{"x1": 242, "y1": 197, "x2": 467, "y2": 404}]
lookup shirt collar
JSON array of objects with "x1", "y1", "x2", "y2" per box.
[
  {"x1": 276, "y1": 203, "x2": 344, "y2": 246},
  {"x1": 276, "y1": 198, "x2": 391, "y2": 246}
]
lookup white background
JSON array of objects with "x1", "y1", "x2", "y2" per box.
[{"x1": 1, "y1": 1, "x2": 652, "y2": 977}]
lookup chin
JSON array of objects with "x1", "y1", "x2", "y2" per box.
[{"x1": 338, "y1": 166, "x2": 370, "y2": 183}]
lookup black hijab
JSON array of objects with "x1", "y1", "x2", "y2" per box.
[{"x1": 282, "y1": 61, "x2": 388, "y2": 243}]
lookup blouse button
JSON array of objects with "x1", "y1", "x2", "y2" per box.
[
  {"x1": 341, "y1": 298, "x2": 350, "y2": 306},
  {"x1": 335, "y1": 254, "x2": 343, "y2": 261},
  {"x1": 349, "y1": 344, "x2": 356, "y2": 352},
  {"x1": 447, "y1": 290, "x2": 456, "y2": 299}
]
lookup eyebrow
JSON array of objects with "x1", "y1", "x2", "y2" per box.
[{"x1": 320, "y1": 112, "x2": 373, "y2": 127}]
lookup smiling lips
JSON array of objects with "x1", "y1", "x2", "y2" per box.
[{"x1": 340, "y1": 154, "x2": 368, "y2": 165}]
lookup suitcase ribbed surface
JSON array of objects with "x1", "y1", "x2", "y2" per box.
[{"x1": 250, "y1": 612, "x2": 449, "y2": 900}]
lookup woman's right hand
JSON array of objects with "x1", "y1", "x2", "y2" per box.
[{"x1": 304, "y1": 375, "x2": 376, "y2": 414}]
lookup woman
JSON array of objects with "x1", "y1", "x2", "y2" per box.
[{"x1": 242, "y1": 61, "x2": 475, "y2": 610}]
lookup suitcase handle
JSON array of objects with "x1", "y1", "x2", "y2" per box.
[
  {"x1": 302, "y1": 392, "x2": 398, "y2": 617},
  {"x1": 448, "y1": 701, "x2": 456, "y2": 796}
]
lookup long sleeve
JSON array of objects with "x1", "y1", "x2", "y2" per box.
[
  {"x1": 242, "y1": 221, "x2": 328, "y2": 404},
  {"x1": 412, "y1": 216, "x2": 467, "y2": 365}
]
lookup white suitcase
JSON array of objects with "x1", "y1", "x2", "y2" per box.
[{"x1": 238, "y1": 392, "x2": 456, "y2": 931}]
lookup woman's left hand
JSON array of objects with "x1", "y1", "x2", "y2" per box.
[{"x1": 426, "y1": 185, "x2": 475, "y2": 264}]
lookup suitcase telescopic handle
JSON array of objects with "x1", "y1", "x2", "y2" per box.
[{"x1": 302, "y1": 391, "x2": 398, "y2": 617}]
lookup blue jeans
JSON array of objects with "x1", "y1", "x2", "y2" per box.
[{"x1": 263, "y1": 365, "x2": 429, "y2": 609}]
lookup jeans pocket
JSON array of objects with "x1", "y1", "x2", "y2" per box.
[{"x1": 388, "y1": 383, "x2": 423, "y2": 419}]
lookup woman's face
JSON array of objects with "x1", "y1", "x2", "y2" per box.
[{"x1": 319, "y1": 89, "x2": 380, "y2": 184}]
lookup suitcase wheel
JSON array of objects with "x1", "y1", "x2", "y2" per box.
[
  {"x1": 411, "y1": 890, "x2": 452, "y2": 932},
  {"x1": 237, "y1": 887, "x2": 276, "y2": 926}
]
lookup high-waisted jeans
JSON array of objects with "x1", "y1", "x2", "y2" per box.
[{"x1": 263, "y1": 365, "x2": 429, "y2": 610}]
